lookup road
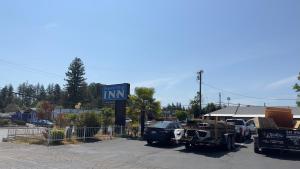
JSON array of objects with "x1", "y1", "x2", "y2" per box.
[{"x1": 0, "y1": 138, "x2": 300, "y2": 169}]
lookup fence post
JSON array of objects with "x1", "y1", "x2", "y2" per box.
[
  {"x1": 120, "y1": 125, "x2": 123, "y2": 136},
  {"x1": 7, "y1": 129, "x2": 9, "y2": 140},
  {"x1": 110, "y1": 126, "x2": 112, "y2": 139},
  {"x1": 47, "y1": 127, "x2": 50, "y2": 146},
  {"x1": 83, "y1": 126, "x2": 86, "y2": 141}
]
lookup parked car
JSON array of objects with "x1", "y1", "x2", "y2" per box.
[
  {"x1": 145, "y1": 120, "x2": 153, "y2": 126},
  {"x1": 226, "y1": 119, "x2": 251, "y2": 142},
  {"x1": 126, "y1": 117, "x2": 132, "y2": 124},
  {"x1": 32, "y1": 120, "x2": 53, "y2": 127},
  {"x1": 144, "y1": 121, "x2": 182, "y2": 145}
]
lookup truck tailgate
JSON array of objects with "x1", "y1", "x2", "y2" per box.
[{"x1": 258, "y1": 129, "x2": 300, "y2": 150}]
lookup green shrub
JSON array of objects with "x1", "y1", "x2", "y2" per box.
[
  {"x1": 0, "y1": 119, "x2": 9, "y2": 126},
  {"x1": 175, "y1": 110, "x2": 188, "y2": 121},
  {"x1": 50, "y1": 129, "x2": 65, "y2": 143},
  {"x1": 77, "y1": 112, "x2": 101, "y2": 127},
  {"x1": 65, "y1": 113, "x2": 78, "y2": 123},
  {"x1": 14, "y1": 120, "x2": 26, "y2": 126}
]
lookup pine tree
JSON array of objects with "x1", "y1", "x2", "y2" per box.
[
  {"x1": 64, "y1": 57, "x2": 87, "y2": 107},
  {"x1": 53, "y1": 84, "x2": 62, "y2": 105},
  {"x1": 38, "y1": 85, "x2": 47, "y2": 101}
]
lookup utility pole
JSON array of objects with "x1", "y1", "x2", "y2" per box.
[
  {"x1": 140, "y1": 103, "x2": 145, "y2": 137},
  {"x1": 219, "y1": 92, "x2": 221, "y2": 108},
  {"x1": 140, "y1": 100, "x2": 148, "y2": 137},
  {"x1": 197, "y1": 70, "x2": 204, "y2": 118}
]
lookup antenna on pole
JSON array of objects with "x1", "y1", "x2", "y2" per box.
[{"x1": 227, "y1": 97, "x2": 231, "y2": 107}]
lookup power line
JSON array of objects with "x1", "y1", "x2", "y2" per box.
[
  {"x1": 203, "y1": 82, "x2": 297, "y2": 101},
  {"x1": 0, "y1": 58, "x2": 64, "y2": 78}
]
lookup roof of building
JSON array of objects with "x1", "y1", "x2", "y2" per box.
[{"x1": 207, "y1": 106, "x2": 300, "y2": 116}]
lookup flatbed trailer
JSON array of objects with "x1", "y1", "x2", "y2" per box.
[
  {"x1": 178, "y1": 119, "x2": 236, "y2": 151},
  {"x1": 254, "y1": 128, "x2": 300, "y2": 153}
]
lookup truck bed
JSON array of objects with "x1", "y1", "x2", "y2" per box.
[{"x1": 257, "y1": 128, "x2": 300, "y2": 151}]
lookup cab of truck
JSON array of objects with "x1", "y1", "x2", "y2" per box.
[{"x1": 226, "y1": 119, "x2": 251, "y2": 142}]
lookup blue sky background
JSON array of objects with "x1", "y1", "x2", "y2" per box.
[{"x1": 0, "y1": 0, "x2": 299, "y2": 107}]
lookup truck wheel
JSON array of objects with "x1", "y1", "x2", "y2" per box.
[
  {"x1": 240, "y1": 136, "x2": 245, "y2": 142},
  {"x1": 253, "y1": 137, "x2": 261, "y2": 154},
  {"x1": 226, "y1": 137, "x2": 232, "y2": 151},
  {"x1": 254, "y1": 145, "x2": 260, "y2": 153},
  {"x1": 147, "y1": 140, "x2": 153, "y2": 145},
  {"x1": 231, "y1": 136, "x2": 236, "y2": 150},
  {"x1": 247, "y1": 132, "x2": 252, "y2": 140},
  {"x1": 185, "y1": 143, "x2": 193, "y2": 151}
]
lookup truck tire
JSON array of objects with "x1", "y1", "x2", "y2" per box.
[
  {"x1": 226, "y1": 137, "x2": 232, "y2": 151},
  {"x1": 147, "y1": 140, "x2": 153, "y2": 145},
  {"x1": 253, "y1": 137, "x2": 261, "y2": 154},
  {"x1": 185, "y1": 143, "x2": 193, "y2": 151},
  {"x1": 240, "y1": 136, "x2": 245, "y2": 142},
  {"x1": 231, "y1": 136, "x2": 236, "y2": 150},
  {"x1": 247, "y1": 132, "x2": 252, "y2": 140},
  {"x1": 254, "y1": 145, "x2": 260, "y2": 153}
]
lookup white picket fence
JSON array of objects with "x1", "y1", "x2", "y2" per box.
[{"x1": 6, "y1": 125, "x2": 139, "y2": 145}]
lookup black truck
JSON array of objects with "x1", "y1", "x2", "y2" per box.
[{"x1": 254, "y1": 128, "x2": 300, "y2": 153}]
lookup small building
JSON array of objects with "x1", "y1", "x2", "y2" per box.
[
  {"x1": 205, "y1": 106, "x2": 300, "y2": 121},
  {"x1": 11, "y1": 110, "x2": 38, "y2": 123}
]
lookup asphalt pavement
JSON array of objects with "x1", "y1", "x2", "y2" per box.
[{"x1": 0, "y1": 138, "x2": 300, "y2": 169}]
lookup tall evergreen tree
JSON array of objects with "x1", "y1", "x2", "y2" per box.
[
  {"x1": 46, "y1": 84, "x2": 55, "y2": 102},
  {"x1": 7, "y1": 85, "x2": 14, "y2": 104},
  {"x1": 38, "y1": 85, "x2": 47, "y2": 101},
  {"x1": 86, "y1": 83, "x2": 103, "y2": 108},
  {"x1": 0, "y1": 86, "x2": 8, "y2": 111},
  {"x1": 64, "y1": 57, "x2": 87, "y2": 107},
  {"x1": 53, "y1": 84, "x2": 62, "y2": 105}
]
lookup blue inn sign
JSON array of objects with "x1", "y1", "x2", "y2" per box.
[{"x1": 102, "y1": 83, "x2": 130, "y2": 101}]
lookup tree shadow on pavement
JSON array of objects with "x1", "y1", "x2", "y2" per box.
[
  {"x1": 176, "y1": 144, "x2": 246, "y2": 158},
  {"x1": 126, "y1": 137, "x2": 144, "y2": 141},
  {"x1": 144, "y1": 142, "x2": 183, "y2": 149}
]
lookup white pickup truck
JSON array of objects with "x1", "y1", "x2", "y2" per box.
[{"x1": 226, "y1": 119, "x2": 251, "y2": 142}]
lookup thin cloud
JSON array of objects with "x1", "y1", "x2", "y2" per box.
[
  {"x1": 265, "y1": 75, "x2": 298, "y2": 90},
  {"x1": 43, "y1": 23, "x2": 58, "y2": 30},
  {"x1": 131, "y1": 74, "x2": 191, "y2": 90}
]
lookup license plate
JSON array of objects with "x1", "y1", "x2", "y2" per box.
[{"x1": 151, "y1": 131, "x2": 156, "y2": 134}]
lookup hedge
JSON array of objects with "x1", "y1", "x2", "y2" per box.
[
  {"x1": 50, "y1": 129, "x2": 65, "y2": 144},
  {"x1": 0, "y1": 119, "x2": 9, "y2": 126}
]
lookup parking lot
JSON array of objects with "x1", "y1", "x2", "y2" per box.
[{"x1": 0, "y1": 138, "x2": 300, "y2": 169}]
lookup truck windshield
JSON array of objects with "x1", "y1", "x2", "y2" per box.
[
  {"x1": 227, "y1": 120, "x2": 244, "y2": 125},
  {"x1": 150, "y1": 121, "x2": 172, "y2": 128}
]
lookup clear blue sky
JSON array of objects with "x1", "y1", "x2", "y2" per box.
[{"x1": 0, "y1": 0, "x2": 299, "y2": 107}]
